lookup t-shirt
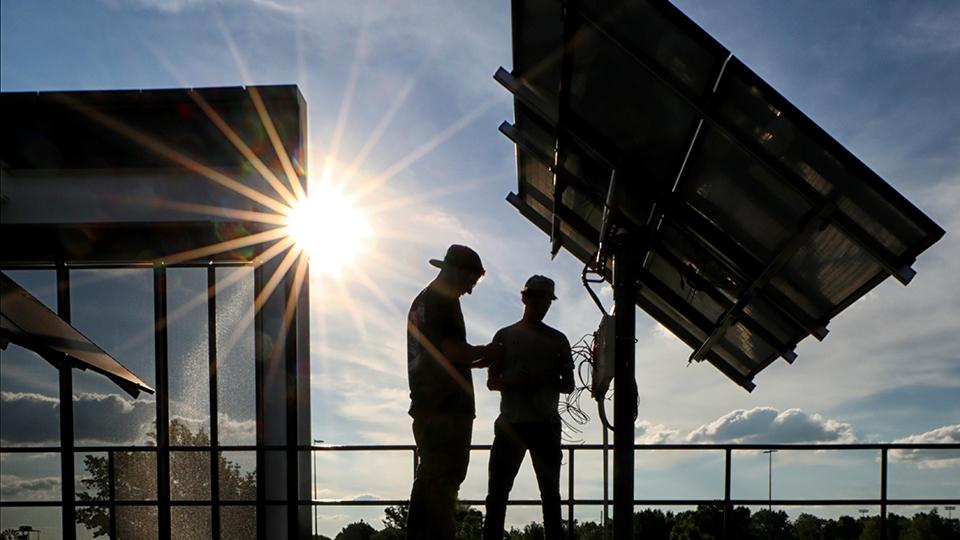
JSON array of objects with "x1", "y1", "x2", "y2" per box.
[
  {"x1": 407, "y1": 284, "x2": 474, "y2": 418},
  {"x1": 492, "y1": 322, "x2": 573, "y2": 423}
]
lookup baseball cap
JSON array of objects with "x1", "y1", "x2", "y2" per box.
[{"x1": 522, "y1": 275, "x2": 557, "y2": 299}]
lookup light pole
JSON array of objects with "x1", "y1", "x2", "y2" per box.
[
  {"x1": 945, "y1": 505, "x2": 955, "y2": 520},
  {"x1": 313, "y1": 438, "x2": 324, "y2": 537},
  {"x1": 762, "y1": 450, "x2": 778, "y2": 511},
  {"x1": 859, "y1": 509, "x2": 869, "y2": 519}
]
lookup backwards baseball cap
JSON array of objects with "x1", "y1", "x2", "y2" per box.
[
  {"x1": 429, "y1": 244, "x2": 485, "y2": 275},
  {"x1": 522, "y1": 275, "x2": 557, "y2": 300}
]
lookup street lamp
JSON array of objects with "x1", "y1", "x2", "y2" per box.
[
  {"x1": 762, "y1": 450, "x2": 778, "y2": 511},
  {"x1": 859, "y1": 509, "x2": 869, "y2": 519},
  {"x1": 945, "y1": 505, "x2": 955, "y2": 520}
]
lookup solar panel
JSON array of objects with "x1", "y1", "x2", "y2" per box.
[
  {"x1": 498, "y1": 0, "x2": 944, "y2": 391},
  {"x1": 0, "y1": 271, "x2": 155, "y2": 398}
]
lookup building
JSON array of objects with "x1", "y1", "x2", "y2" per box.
[{"x1": 1, "y1": 86, "x2": 312, "y2": 539}]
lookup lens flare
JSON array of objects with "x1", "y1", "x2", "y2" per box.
[{"x1": 286, "y1": 184, "x2": 373, "y2": 276}]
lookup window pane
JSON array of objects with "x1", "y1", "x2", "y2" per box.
[
  {"x1": 1, "y1": 506, "x2": 62, "y2": 540},
  {"x1": 219, "y1": 451, "x2": 257, "y2": 501},
  {"x1": 114, "y1": 450, "x2": 157, "y2": 501},
  {"x1": 167, "y1": 267, "x2": 210, "y2": 444},
  {"x1": 0, "y1": 452, "x2": 61, "y2": 501},
  {"x1": 220, "y1": 505, "x2": 256, "y2": 539},
  {"x1": 116, "y1": 506, "x2": 157, "y2": 540},
  {"x1": 75, "y1": 452, "x2": 108, "y2": 501},
  {"x1": 0, "y1": 269, "x2": 60, "y2": 447},
  {"x1": 75, "y1": 504, "x2": 109, "y2": 539},
  {"x1": 0, "y1": 344, "x2": 60, "y2": 447},
  {"x1": 216, "y1": 268, "x2": 256, "y2": 445},
  {"x1": 171, "y1": 450, "x2": 210, "y2": 500},
  {"x1": 71, "y1": 269, "x2": 155, "y2": 446},
  {"x1": 172, "y1": 505, "x2": 211, "y2": 540}
]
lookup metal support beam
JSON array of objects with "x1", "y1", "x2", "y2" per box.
[
  {"x1": 56, "y1": 263, "x2": 77, "y2": 540},
  {"x1": 612, "y1": 232, "x2": 637, "y2": 540}
]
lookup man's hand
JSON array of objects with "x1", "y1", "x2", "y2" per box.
[{"x1": 471, "y1": 342, "x2": 503, "y2": 369}]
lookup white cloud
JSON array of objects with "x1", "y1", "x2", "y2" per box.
[
  {"x1": 0, "y1": 474, "x2": 61, "y2": 501},
  {"x1": 686, "y1": 407, "x2": 856, "y2": 444},
  {"x1": 635, "y1": 421, "x2": 679, "y2": 444},
  {"x1": 891, "y1": 424, "x2": 960, "y2": 469}
]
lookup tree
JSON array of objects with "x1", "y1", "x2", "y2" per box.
[
  {"x1": 749, "y1": 509, "x2": 794, "y2": 540},
  {"x1": 75, "y1": 419, "x2": 256, "y2": 538},
  {"x1": 335, "y1": 520, "x2": 377, "y2": 540},
  {"x1": 793, "y1": 513, "x2": 825, "y2": 540}
]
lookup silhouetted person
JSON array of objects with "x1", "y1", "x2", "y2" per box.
[
  {"x1": 406, "y1": 244, "x2": 501, "y2": 540},
  {"x1": 483, "y1": 275, "x2": 574, "y2": 540}
]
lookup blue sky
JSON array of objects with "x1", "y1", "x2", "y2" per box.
[{"x1": 2, "y1": 0, "x2": 958, "y2": 536}]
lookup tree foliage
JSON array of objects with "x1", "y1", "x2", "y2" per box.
[
  {"x1": 328, "y1": 505, "x2": 960, "y2": 540},
  {"x1": 75, "y1": 419, "x2": 256, "y2": 538}
]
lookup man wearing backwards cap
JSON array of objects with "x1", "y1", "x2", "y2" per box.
[
  {"x1": 483, "y1": 275, "x2": 574, "y2": 540},
  {"x1": 406, "y1": 244, "x2": 502, "y2": 540}
]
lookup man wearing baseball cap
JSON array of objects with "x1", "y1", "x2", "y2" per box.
[
  {"x1": 483, "y1": 275, "x2": 574, "y2": 540},
  {"x1": 406, "y1": 244, "x2": 502, "y2": 540}
]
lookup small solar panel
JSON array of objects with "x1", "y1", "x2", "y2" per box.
[
  {"x1": 499, "y1": 0, "x2": 944, "y2": 390},
  {"x1": 0, "y1": 271, "x2": 154, "y2": 398}
]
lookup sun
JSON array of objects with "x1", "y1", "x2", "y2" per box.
[{"x1": 285, "y1": 183, "x2": 373, "y2": 276}]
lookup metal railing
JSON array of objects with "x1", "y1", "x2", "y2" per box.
[{"x1": 2, "y1": 442, "x2": 958, "y2": 540}]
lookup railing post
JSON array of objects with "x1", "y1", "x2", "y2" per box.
[
  {"x1": 881, "y1": 447, "x2": 888, "y2": 540},
  {"x1": 723, "y1": 448, "x2": 731, "y2": 540},
  {"x1": 568, "y1": 447, "x2": 575, "y2": 540}
]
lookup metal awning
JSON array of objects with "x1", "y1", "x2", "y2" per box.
[
  {"x1": 0, "y1": 271, "x2": 154, "y2": 398},
  {"x1": 499, "y1": 0, "x2": 944, "y2": 391}
]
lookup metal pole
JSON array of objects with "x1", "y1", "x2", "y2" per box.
[
  {"x1": 612, "y1": 231, "x2": 636, "y2": 540},
  {"x1": 723, "y1": 448, "x2": 731, "y2": 540},
  {"x1": 880, "y1": 448, "x2": 888, "y2": 540},
  {"x1": 762, "y1": 450, "x2": 777, "y2": 511},
  {"x1": 568, "y1": 447, "x2": 575, "y2": 540},
  {"x1": 602, "y1": 425, "x2": 609, "y2": 540}
]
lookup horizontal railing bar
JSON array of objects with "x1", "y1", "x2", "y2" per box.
[
  {"x1": 4, "y1": 498, "x2": 957, "y2": 508},
  {"x1": 2, "y1": 443, "x2": 957, "y2": 452}
]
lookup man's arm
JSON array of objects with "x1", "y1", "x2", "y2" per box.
[{"x1": 440, "y1": 338, "x2": 495, "y2": 367}]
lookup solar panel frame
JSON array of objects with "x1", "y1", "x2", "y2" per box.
[{"x1": 501, "y1": 0, "x2": 944, "y2": 390}]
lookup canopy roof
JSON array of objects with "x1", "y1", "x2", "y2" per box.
[
  {"x1": 0, "y1": 271, "x2": 154, "y2": 398},
  {"x1": 499, "y1": 0, "x2": 944, "y2": 390}
]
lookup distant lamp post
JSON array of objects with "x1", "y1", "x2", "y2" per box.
[
  {"x1": 313, "y1": 439, "x2": 325, "y2": 536},
  {"x1": 762, "y1": 450, "x2": 778, "y2": 511},
  {"x1": 945, "y1": 505, "x2": 955, "y2": 520},
  {"x1": 859, "y1": 509, "x2": 869, "y2": 519}
]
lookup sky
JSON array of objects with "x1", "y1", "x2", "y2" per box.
[{"x1": 1, "y1": 0, "x2": 958, "y2": 537}]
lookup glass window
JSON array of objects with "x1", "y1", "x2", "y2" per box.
[
  {"x1": 170, "y1": 450, "x2": 210, "y2": 501},
  {"x1": 216, "y1": 268, "x2": 256, "y2": 446},
  {"x1": 116, "y1": 506, "x2": 158, "y2": 539},
  {"x1": 0, "y1": 452, "x2": 61, "y2": 501},
  {"x1": 167, "y1": 267, "x2": 211, "y2": 444},
  {"x1": 0, "y1": 506, "x2": 62, "y2": 540},
  {"x1": 218, "y1": 451, "x2": 257, "y2": 501},
  {"x1": 114, "y1": 451, "x2": 157, "y2": 502},
  {"x1": 172, "y1": 505, "x2": 211, "y2": 540},
  {"x1": 71, "y1": 269, "x2": 156, "y2": 446},
  {"x1": 220, "y1": 505, "x2": 256, "y2": 539},
  {"x1": 0, "y1": 269, "x2": 60, "y2": 447}
]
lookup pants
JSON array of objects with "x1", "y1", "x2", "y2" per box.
[
  {"x1": 483, "y1": 417, "x2": 563, "y2": 540},
  {"x1": 407, "y1": 414, "x2": 473, "y2": 540}
]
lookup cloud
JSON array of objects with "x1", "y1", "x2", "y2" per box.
[
  {"x1": 1, "y1": 391, "x2": 254, "y2": 445},
  {"x1": 891, "y1": 424, "x2": 960, "y2": 469},
  {"x1": 0, "y1": 474, "x2": 61, "y2": 500},
  {"x1": 0, "y1": 391, "x2": 60, "y2": 445},
  {"x1": 686, "y1": 407, "x2": 856, "y2": 444},
  {"x1": 635, "y1": 421, "x2": 679, "y2": 444}
]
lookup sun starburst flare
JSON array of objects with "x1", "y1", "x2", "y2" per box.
[{"x1": 285, "y1": 182, "x2": 373, "y2": 277}]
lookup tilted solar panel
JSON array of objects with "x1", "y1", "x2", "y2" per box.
[{"x1": 499, "y1": 0, "x2": 944, "y2": 390}]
